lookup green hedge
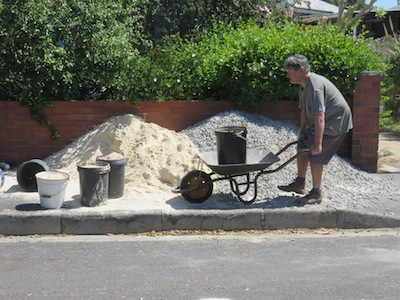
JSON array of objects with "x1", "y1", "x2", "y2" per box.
[
  {"x1": 129, "y1": 21, "x2": 387, "y2": 105},
  {"x1": 0, "y1": 0, "x2": 147, "y2": 138},
  {"x1": 0, "y1": 0, "x2": 388, "y2": 138}
]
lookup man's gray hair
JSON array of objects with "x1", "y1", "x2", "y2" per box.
[{"x1": 283, "y1": 55, "x2": 311, "y2": 73}]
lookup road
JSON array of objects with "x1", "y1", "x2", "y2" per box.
[{"x1": 1, "y1": 229, "x2": 399, "y2": 299}]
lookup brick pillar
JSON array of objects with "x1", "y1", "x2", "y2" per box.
[{"x1": 351, "y1": 72, "x2": 381, "y2": 172}]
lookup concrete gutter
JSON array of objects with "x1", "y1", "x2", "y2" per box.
[
  {"x1": 1, "y1": 207, "x2": 399, "y2": 236},
  {"x1": 1, "y1": 172, "x2": 399, "y2": 236}
]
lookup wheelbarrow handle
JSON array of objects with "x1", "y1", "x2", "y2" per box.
[
  {"x1": 274, "y1": 141, "x2": 298, "y2": 156},
  {"x1": 262, "y1": 143, "x2": 310, "y2": 174}
]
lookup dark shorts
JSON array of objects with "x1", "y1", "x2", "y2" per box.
[{"x1": 298, "y1": 128, "x2": 347, "y2": 165}]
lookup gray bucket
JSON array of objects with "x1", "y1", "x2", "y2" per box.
[{"x1": 77, "y1": 161, "x2": 111, "y2": 207}]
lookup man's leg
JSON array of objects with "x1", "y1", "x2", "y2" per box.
[
  {"x1": 297, "y1": 149, "x2": 309, "y2": 179},
  {"x1": 310, "y1": 161, "x2": 323, "y2": 189},
  {"x1": 278, "y1": 149, "x2": 309, "y2": 194},
  {"x1": 298, "y1": 161, "x2": 323, "y2": 204}
]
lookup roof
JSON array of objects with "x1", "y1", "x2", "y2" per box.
[
  {"x1": 387, "y1": 5, "x2": 400, "y2": 11},
  {"x1": 294, "y1": 0, "x2": 339, "y2": 13},
  {"x1": 278, "y1": 0, "x2": 339, "y2": 14}
]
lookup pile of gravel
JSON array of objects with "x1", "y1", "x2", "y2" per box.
[{"x1": 182, "y1": 110, "x2": 400, "y2": 210}]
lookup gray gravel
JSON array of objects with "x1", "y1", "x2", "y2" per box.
[{"x1": 182, "y1": 110, "x2": 400, "y2": 211}]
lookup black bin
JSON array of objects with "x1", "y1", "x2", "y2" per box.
[
  {"x1": 78, "y1": 161, "x2": 110, "y2": 207},
  {"x1": 17, "y1": 159, "x2": 49, "y2": 191},
  {"x1": 97, "y1": 154, "x2": 126, "y2": 199},
  {"x1": 215, "y1": 126, "x2": 247, "y2": 165}
]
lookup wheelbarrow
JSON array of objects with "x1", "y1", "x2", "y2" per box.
[{"x1": 173, "y1": 141, "x2": 309, "y2": 205}]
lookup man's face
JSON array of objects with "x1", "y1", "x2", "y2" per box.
[{"x1": 285, "y1": 68, "x2": 303, "y2": 84}]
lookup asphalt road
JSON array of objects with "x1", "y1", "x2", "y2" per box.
[{"x1": 1, "y1": 229, "x2": 399, "y2": 299}]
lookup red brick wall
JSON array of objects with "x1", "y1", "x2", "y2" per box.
[
  {"x1": 0, "y1": 73, "x2": 380, "y2": 171},
  {"x1": 351, "y1": 72, "x2": 381, "y2": 172}
]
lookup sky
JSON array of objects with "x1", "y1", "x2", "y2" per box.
[{"x1": 372, "y1": 0, "x2": 398, "y2": 9}]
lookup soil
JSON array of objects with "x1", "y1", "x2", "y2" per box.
[{"x1": 378, "y1": 132, "x2": 400, "y2": 173}]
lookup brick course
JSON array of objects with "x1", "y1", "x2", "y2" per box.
[{"x1": 0, "y1": 73, "x2": 380, "y2": 172}]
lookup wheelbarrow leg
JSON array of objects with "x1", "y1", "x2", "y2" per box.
[
  {"x1": 228, "y1": 174, "x2": 251, "y2": 196},
  {"x1": 229, "y1": 174, "x2": 258, "y2": 205}
]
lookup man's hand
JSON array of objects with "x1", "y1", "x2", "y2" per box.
[{"x1": 311, "y1": 143, "x2": 322, "y2": 155}]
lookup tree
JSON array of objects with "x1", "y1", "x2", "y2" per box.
[
  {"x1": 335, "y1": 0, "x2": 378, "y2": 31},
  {"x1": 269, "y1": 1, "x2": 378, "y2": 31},
  {"x1": 381, "y1": 18, "x2": 400, "y2": 120},
  {"x1": 142, "y1": 0, "x2": 259, "y2": 43}
]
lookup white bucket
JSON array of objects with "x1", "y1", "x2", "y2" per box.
[{"x1": 35, "y1": 171, "x2": 70, "y2": 209}]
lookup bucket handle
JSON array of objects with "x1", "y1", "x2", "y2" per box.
[
  {"x1": 233, "y1": 132, "x2": 247, "y2": 141},
  {"x1": 40, "y1": 184, "x2": 68, "y2": 199},
  {"x1": 91, "y1": 176, "x2": 105, "y2": 202}
]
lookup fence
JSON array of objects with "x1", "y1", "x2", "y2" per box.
[{"x1": 0, "y1": 72, "x2": 380, "y2": 172}]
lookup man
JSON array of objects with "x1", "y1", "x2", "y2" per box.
[{"x1": 278, "y1": 54, "x2": 353, "y2": 204}]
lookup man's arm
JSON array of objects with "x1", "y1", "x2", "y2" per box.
[
  {"x1": 300, "y1": 110, "x2": 307, "y2": 134},
  {"x1": 312, "y1": 112, "x2": 325, "y2": 155}
]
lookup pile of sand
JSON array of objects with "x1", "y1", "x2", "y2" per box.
[{"x1": 45, "y1": 114, "x2": 199, "y2": 193}]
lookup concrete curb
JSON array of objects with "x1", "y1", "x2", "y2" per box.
[
  {"x1": 1, "y1": 208, "x2": 399, "y2": 236},
  {"x1": 337, "y1": 210, "x2": 400, "y2": 229}
]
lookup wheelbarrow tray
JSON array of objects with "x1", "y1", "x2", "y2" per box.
[{"x1": 198, "y1": 149, "x2": 280, "y2": 176}]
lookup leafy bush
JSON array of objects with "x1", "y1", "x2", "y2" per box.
[
  {"x1": 380, "y1": 35, "x2": 400, "y2": 120},
  {"x1": 0, "y1": 0, "x2": 147, "y2": 138},
  {"x1": 129, "y1": 21, "x2": 387, "y2": 105}
]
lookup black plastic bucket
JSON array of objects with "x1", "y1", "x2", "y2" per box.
[
  {"x1": 77, "y1": 161, "x2": 110, "y2": 207},
  {"x1": 17, "y1": 159, "x2": 49, "y2": 191},
  {"x1": 96, "y1": 154, "x2": 126, "y2": 199},
  {"x1": 215, "y1": 126, "x2": 247, "y2": 165}
]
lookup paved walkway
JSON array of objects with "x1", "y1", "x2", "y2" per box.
[
  {"x1": 0, "y1": 132, "x2": 399, "y2": 235},
  {"x1": 378, "y1": 132, "x2": 400, "y2": 173},
  {"x1": 1, "y1": 169, "x2": 399, "y2": 235}
]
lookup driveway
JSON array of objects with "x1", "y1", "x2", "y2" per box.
[{"x1": 378, "y1": 132, "x2": 400, "y2": 173}]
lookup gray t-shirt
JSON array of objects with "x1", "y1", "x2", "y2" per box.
[{"x1": 298, "y1": 73, "x2": 353, "y2": 136}]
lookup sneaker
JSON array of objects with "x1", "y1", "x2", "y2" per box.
[
  {"x1": 278, "y1": 177, "x2": 306, "y2": 194},
  {"x1": 298, "y1": 188, "x2": 323, "y2": 205}
]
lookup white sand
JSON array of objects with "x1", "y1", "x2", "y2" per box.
[{"x1": 45, "y1": 114, "x2": 199, "y2": 193}]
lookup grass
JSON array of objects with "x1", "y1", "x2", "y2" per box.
[
  {"x1": 380, "y1": 123, "x2": 400, "y2": 135},
  {"x1": 378, "y1": 148, "x2": 394, "y2": 157}
]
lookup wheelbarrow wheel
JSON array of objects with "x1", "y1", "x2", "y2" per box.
[{"x1": 180, "y1": 170, "x2": 213, "y2": 203}]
